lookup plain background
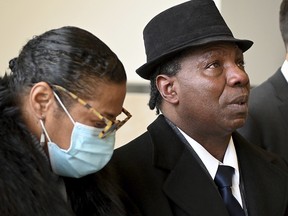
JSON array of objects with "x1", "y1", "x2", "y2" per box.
[{"x1": 0, "y1": 0, "x2": 284, "y2": 147}]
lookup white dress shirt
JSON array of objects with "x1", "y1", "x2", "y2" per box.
[
  {"x1": 281, "y1": 60, "x2": 288, "y2": 83},
  {"x1": 178, "y1": 128, "x2": 243, "y2": 206}
]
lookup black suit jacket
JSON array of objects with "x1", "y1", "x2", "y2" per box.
[
  {"x1": 111, "y1": 115, "x2": 288, "y2": 216},
  {"x1": 238, "y1": 69, "x2": 288, "y2": 162}
]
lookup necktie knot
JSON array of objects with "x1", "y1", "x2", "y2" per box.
[{"x1": 215, "y1": 165, "x2": 234, "y2": 188}]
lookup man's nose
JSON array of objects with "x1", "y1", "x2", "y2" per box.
[{"x1": 226, "y1": 65, "x2": 250, "y2": 87}]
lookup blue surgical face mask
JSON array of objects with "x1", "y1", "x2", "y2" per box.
[{"x1": 40, "y1": 92, "x2": 115, "y2": 178}]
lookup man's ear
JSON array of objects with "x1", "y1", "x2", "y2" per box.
[
  {"x1": 156, "y1": 75, "x2": 179, "y2": 104},
  {"x1": 29, "y1": 82, "x2": 54, "y2": 119}
]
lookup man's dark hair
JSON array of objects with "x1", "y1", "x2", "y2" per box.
[
  {"x1": 280, "y1": 0, "x2": 288, "y2": 50},
  {"x1": 148, "y1": 56, "x2": 181, "y2": 114}
]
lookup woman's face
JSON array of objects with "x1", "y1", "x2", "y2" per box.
[{"x1": 44, "y1": 81, "x2": 127, "y2": 150}]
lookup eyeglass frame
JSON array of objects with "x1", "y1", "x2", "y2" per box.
[{"x1": 51, "y1": 84, "x2": 132, "y2": 139}]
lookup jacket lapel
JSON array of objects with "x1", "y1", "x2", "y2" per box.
[
  {"x1": 162, "y1": 150, "x2": 229, "y2": 216},
  {"x1": 234, "y1": 132, "x2": 288, "y2": 216},
  {"x1": 148, "y1": 117, "x2": 288, "y2": 215},
  {"x1": 148, "y1": 116, "x2": 229, "y2": 216},
  {"x1": 269, "y1": 69, "x2": 288, "y2": 128}
]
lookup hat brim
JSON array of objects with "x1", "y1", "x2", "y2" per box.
[{"x1": 136, "y1": 37, "x2": 253, "y2": 80}]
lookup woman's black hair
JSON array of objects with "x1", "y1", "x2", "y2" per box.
[{"x1": 8, "y1": 26, "x2": 126, "y2": 104}]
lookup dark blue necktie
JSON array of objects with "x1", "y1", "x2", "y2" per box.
[{"x1": 214, "y1": 165, "x2": 245, "y2": 216}]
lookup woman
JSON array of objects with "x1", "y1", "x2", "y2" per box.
[{"x1": 0, "y1": 26, "x2": 137, "y2": 215}]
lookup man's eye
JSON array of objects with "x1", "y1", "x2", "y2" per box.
[{"x1": 207, "y1": 62, "x2": 220, "y2": 69}]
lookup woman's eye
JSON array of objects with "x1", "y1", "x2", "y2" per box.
[{"x1": 94, "y1": 121, "x2": 107, "y2": 128}]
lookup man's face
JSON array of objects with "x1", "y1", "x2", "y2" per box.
[{"x1": 173, "y1": 42, "x2": 250, "y2": 137}]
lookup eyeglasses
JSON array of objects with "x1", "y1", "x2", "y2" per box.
[{"x1": 52, "y1": 84, "x2": 132, "y2": 139}]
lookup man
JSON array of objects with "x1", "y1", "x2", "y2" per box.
[
  {"x1": 238, "y1": 0, "x2": 288, "y2": 163},
  {"x1": 109, "y1": 0, "x2": 288, "y2": 215}
]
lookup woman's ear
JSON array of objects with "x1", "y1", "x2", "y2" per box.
[
  {"x1": 29, "y1": 82, "x2": 54, "y2": 119},
  {"x1": 156, "y1": 75, "x2": 179, "y2": 104}
]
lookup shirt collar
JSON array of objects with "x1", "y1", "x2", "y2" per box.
[
  {"x1": 281, "y1": 60, "x2": 288, "y2": 83},
  {"x1": 178, "y1": 128, "x2": 240, "y2": 181}
]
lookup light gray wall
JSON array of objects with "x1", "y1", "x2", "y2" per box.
[
  {"x1": 1, "y1": 1, "x2": 278, "y2": 86},
  {"x1": 0, "y1": 1, "x2": 284, "y2": 147},
  {"x1": 5, "y1": 0, "x2": 279, "y2": 86},
  {"x1": 0, "y1": 0, "x2": 186, "y2": 84},
  {"x1": 221, "y1": 0, "x2": 285, "y2": 86}
]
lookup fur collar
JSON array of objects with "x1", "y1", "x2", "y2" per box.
[
  {"x1": 0, "y1": 76, "x2": 140, "y2": 216},
  {"x1": 0, "y1": 75, "x2": 74, "y2": 215}
]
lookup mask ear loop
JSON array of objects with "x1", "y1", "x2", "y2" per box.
[
  {"x1": 39, "y1": 117, "x2": 46, "y2": 147},
  {"x1": 53, "y1": 92, "x2": 76, "y2": 125},
  {"x1": 35, "y1": 118, "x2": 50, "y2": 162},
  {"x1": 39, "y1": 92, "x2": 76, "y2": 146},
  {"x1": 40, "y1": 119, "x2": 51, "y2": 143}
]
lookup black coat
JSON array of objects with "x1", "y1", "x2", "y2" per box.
[
  {"x1": 110, "y1": 115, "x2": 288, "y2": 216},
  {"x1": 0, "y1": 75, "x2": 139, "y2": 216}
]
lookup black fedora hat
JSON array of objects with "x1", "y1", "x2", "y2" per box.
[{"x1": 136, "y1": 0, "x2": 253, "y2": 80}]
